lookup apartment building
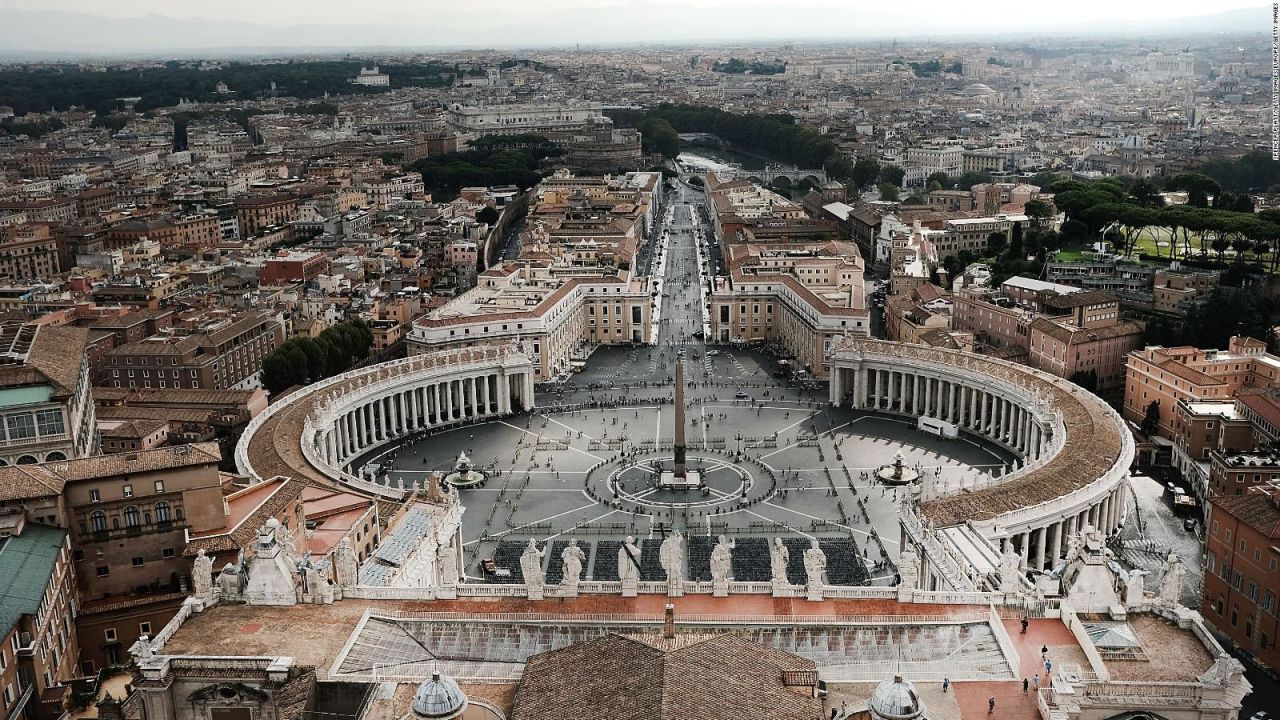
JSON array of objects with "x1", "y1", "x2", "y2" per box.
[
  {"x1": 1123, "y1": 336, "x2": 1280, "y2": 439},
  {"x1": 1026, "y1": 290, "x2": 1145, "y2": 398},
  {"x1": 410, "y1": 262, "x2": 652, "y2": 379},
  {"x1": 1202, "y1": 483, "x2": 1280, "y2": 672},
  {"x1": 708, "y1": 240, "x2": 869, "y2": 377},
  {"x1": 0, "y1": 225, "x2": 60, "y2": 281},
  {"x1": 57, "y1": 443, "x2": 224, "y2": 672},
  {"x1": 0, "y1": 513, "x2": 78, "y2": 720},
  {"x1": 0, "y1": 322, "x2": 97, "y2": 466},
  {"x1": 233, "y1": 193, "x2": 299, "y2": 237},
  {"x1": 100, "y1": 312, "x2": 284, "y2": 391}
]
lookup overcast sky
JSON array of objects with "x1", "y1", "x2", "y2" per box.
[{"x1": 0, "y1": 0, "x2": 1273, "y2": 52}]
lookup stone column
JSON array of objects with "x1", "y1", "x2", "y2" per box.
[
  {"x1": 523, "y1": 372, "x2": 536, "y2": 411},
  {"x1": 1035, "y1": 526, "x2": 1047, "y2": 571},
  {"x1": 1019, "y1": 531, "x2": 1030, "y2": 568},
  {"x1": 1050, "y1": 521, "x2": 1063, "y2": 565},
  {"x1": 445, "y1": 381, "x2": 454, "y2": 421},
  {"x1": 913, "y1": 374, "x2": 922, "y2": 414}
]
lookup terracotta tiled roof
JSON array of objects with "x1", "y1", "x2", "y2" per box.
[
  {"x1": 511, "y1": 633, "x2": 820, "y2": 720},
  {"x1": 0, "y1": 465, "x2": 65, "y2": 502},
  {"x1": 1211, "y1": 490, "x2": 1280, "y2": 539},
  {"x1": 46, "y1": 442, "x2": 220, "y2": 482},
  {"x1": 185, "y1": 476, "x2": 306, "y2": 555}
]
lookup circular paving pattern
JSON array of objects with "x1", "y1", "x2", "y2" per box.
[{"x1": 587, "y1": 452, "x2": 776, "y2": 514}]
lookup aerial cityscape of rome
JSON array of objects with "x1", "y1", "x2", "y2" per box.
[{"x1": 1, "y1": 0, "x2": 1280, "y2": 718}]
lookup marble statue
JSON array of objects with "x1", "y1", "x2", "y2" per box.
[
  {"x1": 561, "y1": 539, "x2": 586, "y2": 594},
  {"x1": 999, "y1": 544, "x2": 1022, "y2": 594},
  {"x1": 618, "y1": 536, "x2": 641, "y2": 583},
  {"x1": 660, "y1": 530, "x2": 685, "y2": 596},
  {"x1": 710, "y1": 535, "x2": 734, "y2": 584},
  {"x1": 521, "y1": 540, "x2": 546, "y2": 599},
  {"x1": 769, "y1": 538, "x2": 790, "y2": 588},
  {"x1": 897, "y1": 542, "x2": 920, "y2": 590},
  {"x1": 1157, "y1": 552, "x2": 1186, "y2": 606},
  {"x1": 335, "y1": 537, "x2": 359, "y2": 589},
  {"x1": 1124, "y1": 568, "x2": 1148, "y2": 607},
  {"x1": 128, "y1": 635, "x2": 154, "y2": 662},
  {"x1": 192, "y1": 548, "x2": 214, "y2": 599},
  {"x1": 217, "y1": 562, "x2": 243, "y2": 600},
  {"x1": 803, "y1": 539, "x2": 827, "y2": 600}
]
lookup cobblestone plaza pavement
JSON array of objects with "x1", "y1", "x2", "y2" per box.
[{"x1": 356, "y1": 360, "x2": 1014, "y2": 584}]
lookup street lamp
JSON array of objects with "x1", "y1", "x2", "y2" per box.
[{"x1": 735, "y1": 431, "x2": 744, "y2": 458}]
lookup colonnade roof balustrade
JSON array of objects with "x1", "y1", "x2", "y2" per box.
[
  {"x1": 830, "y1": 338, "x2": 1131, "y2": 528},
  {"x1": 238, "y1": 344, "x2": 529, "y2": 496}
]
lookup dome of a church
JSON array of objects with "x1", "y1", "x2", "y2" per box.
[
  {"x1": 411, "y1": 672, "x2": 468, "y2": 719},
  {"x1": 868, "y1": 675, "x2": 925, "y2": 720},
  {"x1": 960, "y1": 83, "x2": 995, "y2": 96}
]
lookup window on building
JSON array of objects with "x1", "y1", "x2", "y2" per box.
[
  {"x1": 96, "y1": 566, "x2": 109, "y2": 577},
  {"x1": 89, "y1": 489, "x2": 100, "y2": 503},
  {"x1": 89, "y1": 511, "x2": 107, "y2": 533},
  {"x1": 155, "y1": 502, "x2": 171, "y2": 523},
  {"x1": 5, "y1": 413, "x2": 34, "y2": 440},
  {"x1": 35, "y1": 409, "x2": 64, "y2": 436},
  {"x1": 104, "y1": 628, "x2": 116, "y2": 642},
  {"x1": 123, "y1": 506, "x2": 139, "y2": 528},
  {"x1": 131, "y1": 556, "x2": 144, "y2": 567}
]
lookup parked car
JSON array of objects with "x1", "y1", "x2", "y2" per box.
[
  {"x1": 1184, "y1": 517, "x2": 1198, "y2": 531},
  {"x1": 1165, "y1": 481, "x2": 1178, "y2": 494},
  {"x1": 735, "y1": 391, "x2": 749, "y2": 399}
]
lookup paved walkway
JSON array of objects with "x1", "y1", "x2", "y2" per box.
[{"x1": 947, "y1": 618, "x2": 1091, "y2": 720}]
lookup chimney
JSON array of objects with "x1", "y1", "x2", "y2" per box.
[{"x1": 663, "y1": 603, "x2": 675, "y2": 639}]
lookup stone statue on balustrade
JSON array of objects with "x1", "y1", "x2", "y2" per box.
[
  {"x1": 1123, "y1": 568, "x2": 1147, "y2": 608},
  {"x1": 803, "y1": 540, "x2": 827, "y2": 601},
  {"x1": 217, "y1": 562, "x2": 244, "y2": 601},
  {"x1": 436, "y1": 540, "x2": 459, "y2": 598},
  {"x1": 619, "y1": 536, "x2": 641, "y2": 597},
  {"x1": 560, "y1": 539, "x2": 586, "y2": 596},
  {"x1": 710, "y1": 535, "x2": 734, "y2": 597},
  {"x1": 769, "y1": 538, "x2": 790, "y2": 593},
  {"x1": 521, "y1": 540, "x2": 547, "y2": 600},
  {"x1": 129, "y1": 635, "x2": 155, "y2": 663},
  {"x1": 1157, "y1": 551, "x2": 1186, "y2": 607},
  {"x1": 660, "y1": 530, "x2": 685, "y2": 597},
  {"x1": 335, "y1": 537, "x2": 359, "y2": 591},
  {"x1": 999, "y1": 544, "x2": 1022, "y2": 594},
  {"x1": 192, "y1": 549, "x2": 214, "y2": 600},
  {"x1": 897, "y1": 542, "x2": 920, "y2": 601}
]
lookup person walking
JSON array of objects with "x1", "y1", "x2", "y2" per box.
[
  {"x1": 942, "y1": 678, "x2": 949, "y2": 693},
  {"x1": 1021, "y1": 616, "x2": 1029, "y2": 634},
  {"x1": 988, "y1": 697, "x2": 996, "y2": 714},
  {"x1": 1033, "y1": 674, "x2": 1040, "y2": 691},
  {"x1": 1045, "y1": 658, "x2": 1053, "y2": 675},
  {"x1": 1040, "y1": 644, "x2": 1048, "y2": 658},
  {"x1": 1023, "y1": 677, "x2": 1029, "y2": 694}
]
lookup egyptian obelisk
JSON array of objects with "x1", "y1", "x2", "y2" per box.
[{"x1": 673, "y1": 356, "x2": 687, "y2": 477}]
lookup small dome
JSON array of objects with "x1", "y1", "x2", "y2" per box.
[
  {"x1": 868, "y1": 675, "x2": 924, "y2": 720},
  {"x1": 411, "y1": 672, "x2": 467, "y2": 719},
  {"x1": 960, "y1": 83, "x2": 995, "y2": 96}
]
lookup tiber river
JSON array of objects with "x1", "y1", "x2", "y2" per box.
[{"x1": 676, "y1": 144, "x2": 807, "y2": 198}]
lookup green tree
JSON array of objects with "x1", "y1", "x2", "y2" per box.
[
  {"x1": 987, "y1": 231, "x2": 1008, "y2": 256},
  {"x1": 1024, "y1": 199, "x2": 1053, "y2": 228},
  {"x1": 1129, "y1": 179, "x2": 1164, "y2": 208},
  {"x1": 1140, "y1": 400, "x2": 1161, "y2": 435},
  {"x1": 878, "y1": 165, "x2": 905, "y2": 187},
  {"x1": 1166, "y1": 172, "x2": 1221, "y2": 209},
  {"x1": 851, "y1": 159, "x2": 880, "y2": 189},
  {"x1": 926, "y1": 171, "x2": 950, "y2": 189},
  {"x1": 877, "y1": 183, "x2": 900, "y2": 202}
]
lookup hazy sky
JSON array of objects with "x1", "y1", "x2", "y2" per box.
[
  {"x1": 0, "y1": 0, "x2": 1273, "y2": 52},
  {"x1": 2, "y1": 0, "x2": 1268, "y2": 26}
]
